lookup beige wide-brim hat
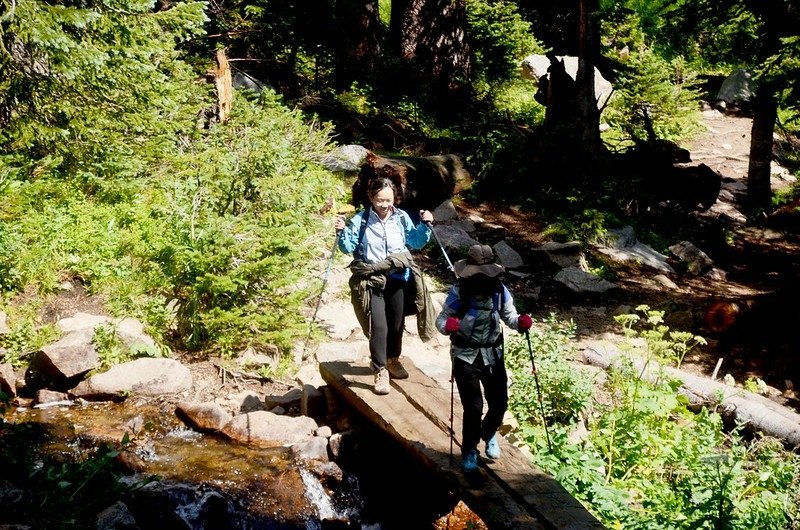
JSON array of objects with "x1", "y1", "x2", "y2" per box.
[{"x1": 454, "y1": 244, "x2": 505, "y2": 278}]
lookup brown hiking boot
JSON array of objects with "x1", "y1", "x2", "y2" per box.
[
  {"x1": 387, "y1": 357, "x2": 409, "y2": 379},
  {"x1": 374, "y1": 367, "x2": 390, "y2": 395}
]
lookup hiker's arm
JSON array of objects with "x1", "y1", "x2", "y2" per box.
[
  {"x1": 337, "y1": 214, "x2": 361, "y2": 254},
  {"x1": 404, "y1": 213, "x2": 432, "y2": 249},
  {"x1": 498, "y1": 286, "x2": 522, "y2": 329},
  {"x1": 436, "y1": 285, "x2": 460, "y2": 335}
]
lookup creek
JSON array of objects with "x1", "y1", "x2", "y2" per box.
[{"x1": 1, "y1": 399, "x2": 453, "y2": 529}]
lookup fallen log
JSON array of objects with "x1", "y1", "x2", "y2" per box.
[
  {"x1": 352, "y1": 151, "x2": 466, "y2": 212},
  {"x1": 582, "y1": 342, "x2": 800, "y2": 447}
]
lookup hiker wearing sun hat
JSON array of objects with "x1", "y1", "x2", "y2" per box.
[{"x1": 436, "y1": 244, "x2": 533, "y2": 473}]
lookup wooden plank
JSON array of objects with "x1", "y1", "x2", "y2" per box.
[
  {"x1": 393, "y1": 360, "x2": 604, "y2": 529},
  {"x1": 320, "y1": 361, "x2": 544, "y2": 530},
  {"x1": 391, "y1": 360, "x2": 464, "y2": 448}
]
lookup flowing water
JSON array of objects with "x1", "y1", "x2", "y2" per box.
[
  {"x1": 2, "y1": 400, "x2": 368, "y2": 528},
  {"x1": 2, "y1": 399, "x2": 457, "y2": 528}
]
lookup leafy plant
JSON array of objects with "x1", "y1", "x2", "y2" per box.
[{"x1": 508, "y1": 310, "x2": 800, "y2": 529}]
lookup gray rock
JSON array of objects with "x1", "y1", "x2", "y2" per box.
[
  {"x1": 432, "y1": 200, "x2": 458, "y2": 223},
  {"x1": 0, "y1": 312, "x2": 10, "y2": 335},
  {"x1": 290, "y1": 435, "x2": 329, "y2": 462},
  {"x1": 96, "y1": 501, "x2": 140, "y2": 530},
  {"x1": 521, "y1": 54, "x2": 614, "y2": 108},
  {"x1": 432, "y1": 225, "x2": 479, "y2": 251},
  {"x1": 221, "y1": 410, "x2": 317, "y2": 446},
  {"x1": 27, "y1": 328, "x2": 100, "y2": 390},
  {"x1": 301, "y1": 384, "x2": 326, "y2": 419},
  {"x1": 669, "y1": 241, "x2": 714, "y2": 276},
  {"x1": 317, "y1": 145, "x2": 370, "y2": 173},
  {"x1": 493, "y1": 240, "x2": 523, "y2": 269},
  {"x1": 263, "y1": 387, "x2": 302, "y2": 410},
  {"x1": 536, "y1": 241, "x2": 588, "y2": 270},
  {"x1": 70, "y1": 358, "x2": 192, "y2": 400},
  {"x1": 554, "y1": 267, "x2": 617, "y2": 293},
  {"x1": 0, "y1": 363, "x2": 16, "y2": 397},
  {"x1": 717, "y1": 69, "x2": 753, "y2": 105},
  {"x1": 176, "y1": 401, "x2": 232, "y2": 432}
]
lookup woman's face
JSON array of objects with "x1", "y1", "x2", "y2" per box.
[{"x1": 370, "y1": 187, "x2": 395, "y2": 217}]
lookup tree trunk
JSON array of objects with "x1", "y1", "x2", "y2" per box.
[
  {"x1": 746, "y1": 81, "x2": 778, "y2": 214},
  {"x1": 334, "y1": 0, "x2": 382, "y2": 89},
  {"x1": 389, "y1": 0, "x2": 470, "y2": 95},
  {"x1": 576, "y1": 0, "x2": 602, "y2": 154}
]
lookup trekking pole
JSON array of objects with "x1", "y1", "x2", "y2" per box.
[
  {"x1": 302, "y1": 230, "x2": 341, "y2": 360},
  {"x1": 525, "y1": 330, "x2": 553, "y2": 452},
  {"x1": 425, "y1": 220, "x2": 459, "y2": 465},
  {"x1": 449, "y1": 358, "x2": 455, "y2": 467},
  {"x1": 425, "y1": 221, "x2": 455, "y2": 273}
]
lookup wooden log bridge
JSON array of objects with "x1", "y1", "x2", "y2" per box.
[{"x1": 320, "y1": 359, "x2": 604, "y2": 530}]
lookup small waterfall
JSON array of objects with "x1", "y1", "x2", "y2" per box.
[{"x1": 300, "y1": 467, "x2": 340, "y2": 523}]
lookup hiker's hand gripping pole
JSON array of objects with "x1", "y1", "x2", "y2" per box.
[{"x1": 525, "y1": 329, "x2": 553, "y2": 452}]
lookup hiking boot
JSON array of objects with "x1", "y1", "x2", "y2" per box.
[
  {"x1": 386, "y1": 357, "x2": 409, "y2": 379},
  {"x1": 485, "y1": 434, "x2": 501, "y2": 459},
  {"x1": 461, "y1": 449, "x2": 479, "y2": 473},
  {"x1": 373, "y1": 367, "x2": 390, "y2": 395}
]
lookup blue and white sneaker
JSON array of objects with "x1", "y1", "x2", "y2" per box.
[
  {"x1": 461, "y1": 449, "x2": 479, "y2": 473},
  {"x1": 485, "y1": 434, "x2": 501, "y2": 459}
]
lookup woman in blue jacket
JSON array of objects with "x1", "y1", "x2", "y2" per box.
[{"x1": 335, "y1": 177, "x2": 434, "y2": 395}]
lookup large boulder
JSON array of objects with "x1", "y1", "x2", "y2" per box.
[
  {"x1": 521, "y1": 54, "x2": 613, "y2": 108},
  {"x1": 220, "y1": 410, "x2": 318, "y2": 446}
]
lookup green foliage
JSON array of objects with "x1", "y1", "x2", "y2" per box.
[
  {"x1": 614, "y1": 305, "x2": 706, "y2": 368},
  {"x1": 601, "y1": 8, "x2": 703, "y2": 145},
  {"x1": 465, "y1": 0, "x2": 540, "y2": 88},
  {"x1": 506, "y1": 316, "x2": 593, "y2": 426},
  {"x1": 93, "y1": 323, "x2": 167, "y2": 370},
  {"x1": 0, "y1": 421, "x2": 153, "y2": 529},
  {"x1": 0, "y1": 0, "x2": 209, "y2": 180},
  {"x1": 542, "y1": 208, "x2": 615, "y2": 243},
  {"x1": 508, "y1": 310, "x2": 800, "y2": 529},
  {"x1": 0, "y1": 304, "x2": 58, "y2": 368}
]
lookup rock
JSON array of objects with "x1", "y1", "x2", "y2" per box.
[
  {"x1": 307, "y1": 460, "x2": 343, "y2": 484},
  {"x1": 34, "y1": 389, "x2": 68, "y2": 404},
  {"x1": 432, "y1": 225, "x2": 479, "y2": 251},
  {"x1": 70, "y1": 358, "x2": 192, "y2": 400},
  {"x1": 26, "y1": 328, "x2": 100, "y2": 391},
  {"x1": 301, "y1": 384, "x2": 326, "y2": 419},
  {"x1": 554, "y1": 267, "x2": 617, "y2": 293},
  {"x1": 315, "y1": 425, "x2": 333, "y2": 438},
  {"x1": 263, "y1": 387, "x2": 302, "y2": 410},
  {"x1": 176, "y1": 401, "x2": 232, "y2": 432},
  {"x1": 669, "y1": 241, "x2": 714, "y2": 276},
  {"x1": 433, "y1": 500, "x2": 488, "y2": 530},
  {"x1": 521, "y1": 54, "x2": 613, "y2": 109},
  {"x1": 0, "y1": 312, "x2": 10, "y2": 335},
  {"x1": 294, "y1": 364, "x2": 325, "y2": 388},
  {"x1": 317, "y1": 144, "x2": 370, "y2": 173},
  {"x1": 220, "y1": 410, "x2": 317, "y2": 446},
  {"x1": 96, "y1": 501, "x2": 140, "y2": 530},
  {"x1": 0, "y1": 363, "x2": 16, "y2": 397},
  {"x1": 594, "y1": 226, "x2": 675, "y2": 274},
  {"x1": 290, "y1": 435, "x2": 329, "y2": 462},
  {"x1": 492, "y1": 240, "x2": 523, "y2": 269},
  {"x1": 536, "y1": 241, "x2": 587, "y2": 270},
  {"x1": 432, "y1": 200, "x2": 458, "y2": 223}
]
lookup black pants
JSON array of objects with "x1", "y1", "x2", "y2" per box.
[
  {"x1": 454, "y1": 352, "x2": 508, "y2": 454},
  {"x1": 369, "y1": 278, "x2": 405, "y2": 371}
]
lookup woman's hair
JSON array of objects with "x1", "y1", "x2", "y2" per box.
[{"x1": 366, "y1": 177, "x2": 398, "y2": 203}]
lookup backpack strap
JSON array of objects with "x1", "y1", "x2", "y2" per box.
[{"x1": 355, "y1": 206, "x2": 371, "y2": 261}]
